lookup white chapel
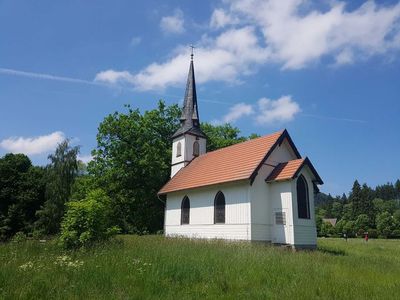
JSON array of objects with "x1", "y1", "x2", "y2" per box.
[{"x1": 158, "y1": 55, "x2": 323, "y2": 249}]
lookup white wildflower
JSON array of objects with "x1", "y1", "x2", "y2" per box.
[
  {"x1": 18, "y1": 262, "x2": 34, "y2": 271},
  {"x1": 54, "y1": 255, "x2": 84, "y2": 269}
]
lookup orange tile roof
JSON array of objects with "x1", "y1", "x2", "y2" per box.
[
  {"x1": 159, "y1": 130, "x2": 297, "y2": 195},
  {"x1": 265, "y1": 157, "x2": 323, "y2": 184},
  {"x1": 265, "y1": 158, "x2": 305, "y2": 182}
]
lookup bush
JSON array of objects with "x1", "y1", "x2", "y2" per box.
[
  {"x1": 59, "y1": 189, "x2": 120, "y2": 249},
  {"x1": 368, "y1": 229, "x2": 378, "y2": 239},
  {"x1": 320, "y1": 221, "x2": 335, "y2": 237},
  {"x1": 391, "y1": 229, "x2": 400, "y2": 239},
  {"x1": 343, "y1": 221, "x2": 356, "y2": 237},
  {"x1": 357, "y1": 229, "x2": 365, "y2": 237},
  {"x1": 11, "y1": 232, "x2": 27, "y2": 243}
]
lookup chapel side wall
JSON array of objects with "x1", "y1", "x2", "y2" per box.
[
  {"x1": 165, "y1": 181, "x2": 251, "y2": 240},
  {"x1": 249, "y1": 139, "x2": 298, "y2": 241},
  {"x1": 291, "y1": 167, "x2": 317, "y2": 247},
  {"x1": 249, "y1": 164, "x2": 273, "y2": 241},
  {"x1": 269, "y1": 181, "x2": 295, "y2": 245}
]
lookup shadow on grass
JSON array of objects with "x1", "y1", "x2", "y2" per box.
[{"x1": 317, "y1": 246, "x2": 347, "y2": 256}]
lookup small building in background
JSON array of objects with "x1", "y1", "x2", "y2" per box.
[{"x1": 322, "y1": 218, "x2": 337, "y2": 227}]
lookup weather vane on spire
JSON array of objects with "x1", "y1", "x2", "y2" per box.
[{"x1": 190, "y1": 44, "x2": 195, "y2": 60}]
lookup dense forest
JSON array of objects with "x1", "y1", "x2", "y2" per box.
[
  {"x1": 1, "y1": 101, "x2": 399, "y2": 246},
  {"x1": 315, "y1": 180, "x2": 400, "y2": 238}
]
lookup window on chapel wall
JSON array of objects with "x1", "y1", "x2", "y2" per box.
[
  {"x1": 193, "y1": 141, "x2": 200, "y2": 157},
  {"x1": 214, "y1": 191, "x2": 226, "y2": 224},
  {"x1": 297, "y1": 175, "x2": 310, "y2": 219},
  {"x1": 176, "y1": 142, "x2": 182, "y2": 157},
  {"x1": 181, "y1": 196, "x2": 190, "y2": 225}
]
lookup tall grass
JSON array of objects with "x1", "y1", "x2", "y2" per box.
[{"x1": 1, "y1": 236, "x2": 399, "y2": 299}]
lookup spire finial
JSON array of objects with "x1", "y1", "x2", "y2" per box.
[{"x1": 190, "y1": 44, "x2": 195, "y2": 60}]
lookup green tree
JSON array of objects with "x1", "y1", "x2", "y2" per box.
[
  {"x1": 0, "y1": 154, "x2": 46, "y2": 240},
  {"x1": 342, "y1": 203, "x2": 353, "y2": 221},
  {"x1": 376, "y1": 212, "x2": 394, "y2": 238},
  {"x1": 201, "y1": 123, "x2": 248, "y2": 152},
  {"x1": 59, "y1": 189, "x2": 119, "y2": 249},
  {"x1": 331, "y1": 201, "x2": 343, "y2": 219},
  {"x1": 343, "y1": 220, "x2": 356, "y2": 237},
  {"x1": 395, "y1": 179, "x2": 400, "y2": 199},
  {"x1": 354, "y1": 214, "x2": 370, "y2": 233},
  {"x1": 360, "y1": 183, "x2": 374, "y2": 222},
  {"x1": 88, "y1": 101, "x2": 181, "y2": 233},
  {"x1": 316, "y1": 214, "x2": 323, "y2": 236},
  {"x1": 35, "y1": 140, "x2": 80, "y2": 235},
  {"x1": 320, "y1": 221, "x2": 335, "y2": 237},
  {"x1": 393, "y1": 209, "x2": 400, "y2": 228},
  {"x1": 348, "y1": 180, "x2": 362, "y2": 219},
  {"x1": 375, "y1": 182, "x2": 396, "y2": 200},
  {"x1": 335, "y1": 219, "x2": 346, "y2": 235}
]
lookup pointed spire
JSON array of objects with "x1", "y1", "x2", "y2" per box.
[{"x1": 172, "y1": 50, "x2": 206, "y2": 139}]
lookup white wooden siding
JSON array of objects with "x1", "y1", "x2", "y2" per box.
[
  {"x1": 291, "y1": 167, "x2": 317, "y2": 246},
  {"x1": 165, "y1": 181, "x2": 251, "y2": 240},
  {"x1": 269, "y1": 181, "x2": 295, "y2": 244},
  {"x1": 249, "y1": 139, "x2": 297, "y2": 242}
]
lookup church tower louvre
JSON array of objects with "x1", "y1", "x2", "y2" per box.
[{"x1": 170, "y1": 52, "x2": 207, "y2": 177}]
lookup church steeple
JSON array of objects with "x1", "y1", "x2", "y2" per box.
[
  {"x1": 171, "y1": 52, "x2": 206, "y2": 139},
  {"x1": 170, "y1": 50, "x2": 207, "y2": 177}
]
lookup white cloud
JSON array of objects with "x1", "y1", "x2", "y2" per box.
[
  {"x1": 95, "y1": 26, "x2": 268, "y2": 90},
  {"x1": 94, "y1": 0, "x2": 400, "y2": 90},
  {"x1": 218, "y1": 95, "x2": 300, "y2": 125},
  {"x1": 0, "y1": 131, "x2": 65, "y2": 155},
  {"x1": 255, "y1": 96, "x2": 301, "y2": 124},
  {"x1": 222, "y1": 102, "x2": 254, "y2": 123},
  {"x1": 226, "y1": 0, "x2": 400, "y2": 69},
  {"x1": 160, "y1": 9, "x2": 185, "y2": 34},
  {"x1": 210, "y1": 8, "x2": 239, "y2": 29},
  {"x1": 94, "y1": 70, "x2": 135, "y2": 85}
]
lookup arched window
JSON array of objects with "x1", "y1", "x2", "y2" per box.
[
  {"x1": 193, "y1": 141, "x2": 200, "y2": 157},
  {"x1": 176, "y1": 142, "x2": 182, "y2": 157},
  {"x1": 181, "y1": 196, "x2": 190, "y2": 225},
  {"x1": 214, "y1": 191, "x2": 225, "y2": 224},
  {"x1": 297, "y1": 175, "x2": 310, "y2": 219}
]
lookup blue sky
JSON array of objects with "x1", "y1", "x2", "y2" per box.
[{"x1": 1, "y1": 0, "x2": 399, "y2": 196}]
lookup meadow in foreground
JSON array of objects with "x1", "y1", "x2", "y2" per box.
[{"x1": 1, "y1": 236, "x2": 399, "y2": 299}]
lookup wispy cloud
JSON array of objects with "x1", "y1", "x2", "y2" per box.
[
  {"x1": 0, "y1": 68, "x2": 98, "y2": 86},
  {"x1": 160, "y1": 9, "x2": 185, "y2": 34},
  {"x1": 130, "y1": 36, "x2": 142, "y2": 47},
  {"x1": 302, "y1": 113, "x2": 367, "y2": 124},
  {"x1": 0, "y1": 131, "x2": 65, "y2": 155}
]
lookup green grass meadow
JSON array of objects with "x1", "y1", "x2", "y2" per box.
[{"x1": 1, "y1": 236, "x2": 399, "y2": 299}]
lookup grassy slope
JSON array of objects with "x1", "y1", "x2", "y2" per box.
[{"x1": 1, "y1": 236, "x2": 399, "y2": 299}]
